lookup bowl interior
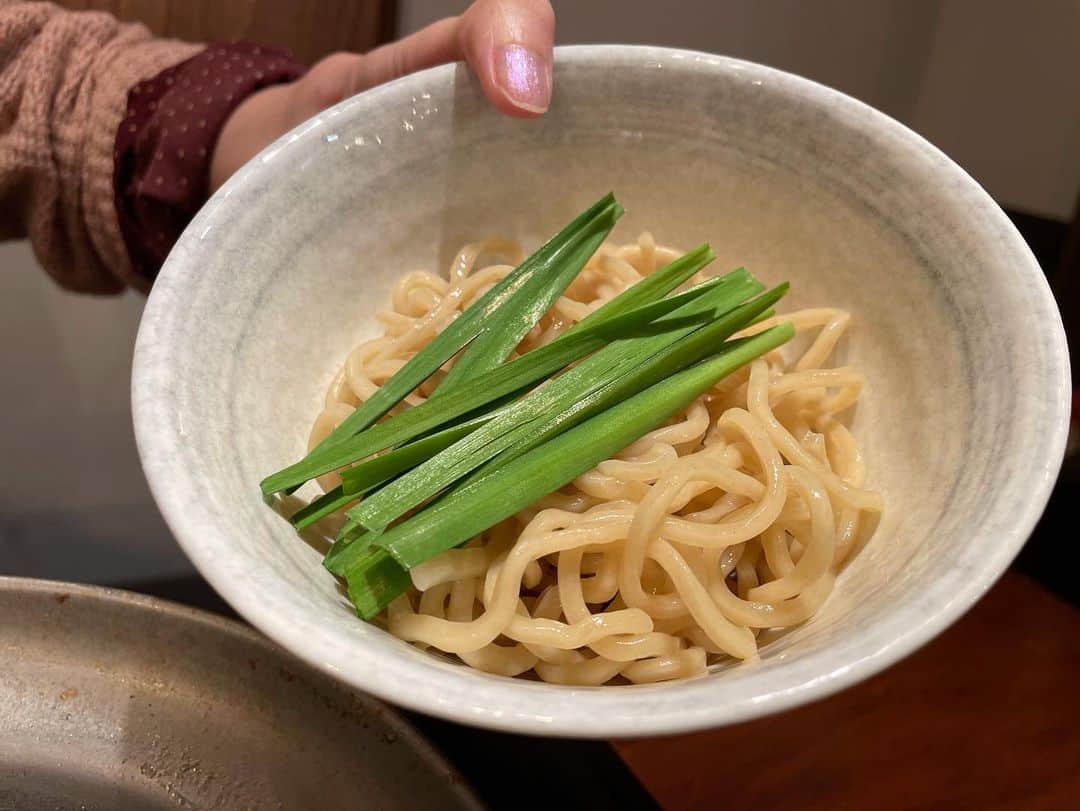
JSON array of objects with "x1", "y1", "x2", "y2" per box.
[{"x1": 134, "y1": 46, "x2": 1068, "y2": 736}]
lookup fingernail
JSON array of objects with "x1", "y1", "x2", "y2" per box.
[{"x1": 494, "y1": 44, "x2": 551, "y2": 113}]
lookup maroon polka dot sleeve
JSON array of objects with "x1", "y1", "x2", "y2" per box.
[{"x1": 114, "y1": 42, "x2": 306, "y2": 283}]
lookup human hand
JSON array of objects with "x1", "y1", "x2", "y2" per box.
[{"x1": 210, "y1": 0, "x2": 555, "y2": 191}]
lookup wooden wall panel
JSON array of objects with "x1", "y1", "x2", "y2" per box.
[{"x1": 56, "y1": 0, "x2": 397, "y2": 64}]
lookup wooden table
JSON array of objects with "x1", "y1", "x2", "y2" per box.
[{"x1": 615, "y1": 572, "x2": 1080, "y2": 810}]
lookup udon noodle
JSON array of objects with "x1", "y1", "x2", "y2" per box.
[{"x1": 306, "y1": 233, "x2": 883, "y2": 684}]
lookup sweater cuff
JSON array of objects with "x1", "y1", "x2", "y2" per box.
[
  {"x1": 114, "y1": 42, "x2": 307, "y2": 288},
  {"x1": 83, "y1": 33, "x2": 202, "y2": 293}
]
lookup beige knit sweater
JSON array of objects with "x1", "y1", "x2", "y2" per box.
[{"x1": 0, "y1": 1, "x2": 199, "y2": 292}]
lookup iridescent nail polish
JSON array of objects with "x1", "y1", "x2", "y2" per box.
[{"x1": 495, "y1": 44, "x2": 551, "y2": 113}]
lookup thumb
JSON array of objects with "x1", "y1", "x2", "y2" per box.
[
  {"x1": 212, "y1": 2, "x2": 556, "y2": 189},
  {"x1": 306, "y1": 0, "x2": 555, "y2": 118},
  {"x1": 457, "y1": 0, "x2": 555, "y2": 116},
  {"x1": 343, "y1": 17, "x2": 464, "y2": 98}
]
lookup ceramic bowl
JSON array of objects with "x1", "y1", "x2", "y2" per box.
[{"x1": 133, "y1": 45, "x2": 1070, "y2": 737}]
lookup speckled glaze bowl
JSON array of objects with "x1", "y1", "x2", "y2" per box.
[{"x1": 133, "y1": 46, "x2": 1070, "y2": 737}]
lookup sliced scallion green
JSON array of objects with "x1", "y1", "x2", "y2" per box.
[
  {"x1": 344, "y1": 324, "x2": 795, "y2": 616},
  {"x1": 315, "y1": 193, "x2": 621, "y2": 450},
  {"x1": 332, "y1": 284, "x2": 784, "y2": 574},
  {"x1": 346, "y1": 547, "x2": 411, "y2": 618},
  {"x1": 288, "y1": 486, "x2": 355, "y2": 531},
  {"x1": 346, "y1": 269, "x2": 774, "y2": 534},
  {"x1": 260, "y1": 254, "x2": 735, "y2": 496},
  {"x1": 462, "y1": 284, "x2": 789, "y2": 488}
]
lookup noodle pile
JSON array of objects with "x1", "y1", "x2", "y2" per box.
[{"x1": 307, "y1": 234, "x2": 883, "y2": 685}]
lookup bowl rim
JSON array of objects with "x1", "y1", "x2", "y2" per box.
[{"x1": 133, "y1": 43, "x2": 1071, "y2": 738}]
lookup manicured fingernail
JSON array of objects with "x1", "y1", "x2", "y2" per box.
[{"x1": 494, "y1": 44, "x2": 551, "y2": 113}]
